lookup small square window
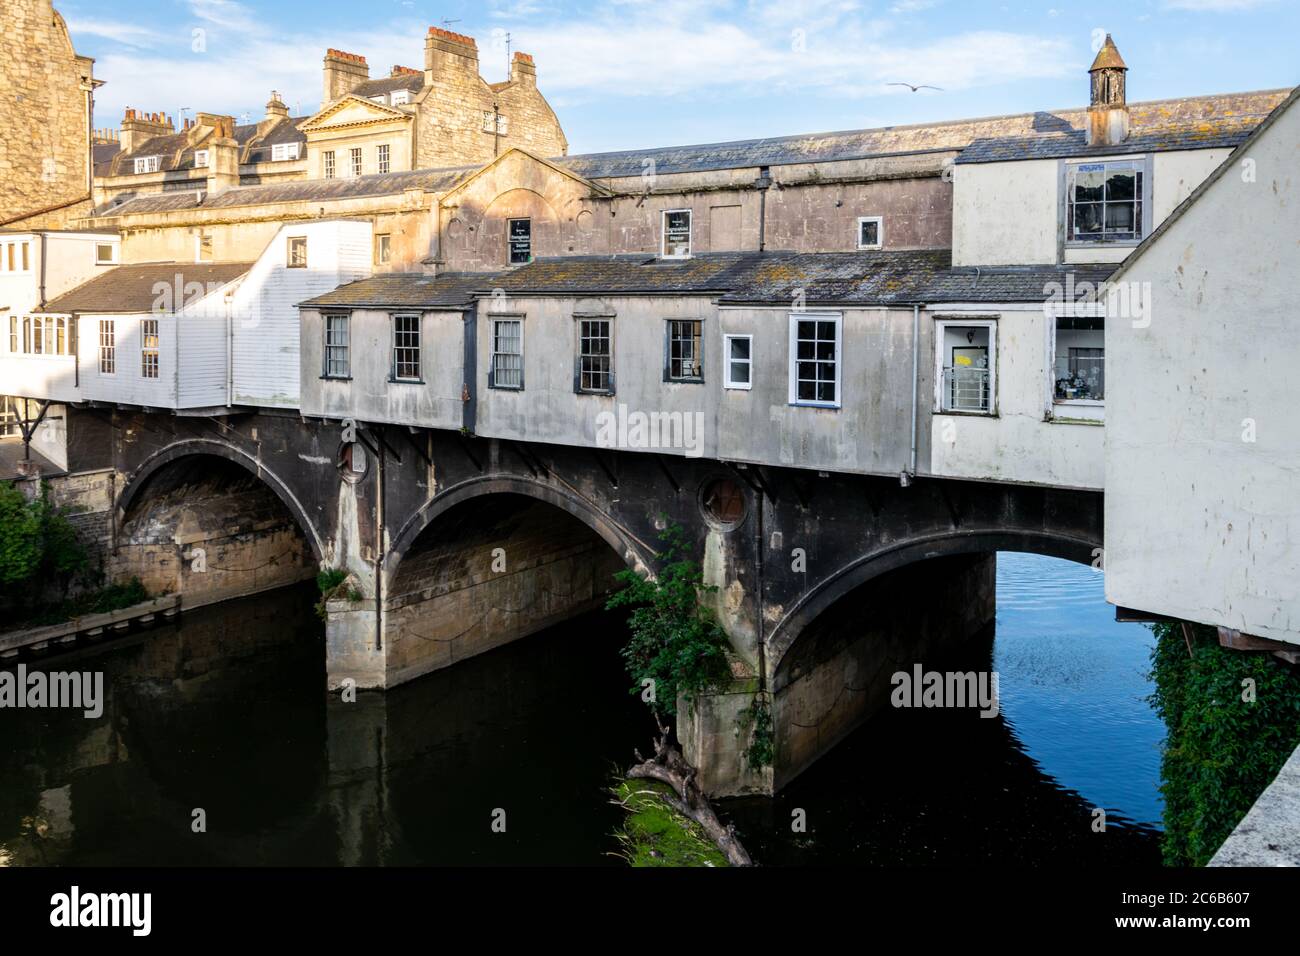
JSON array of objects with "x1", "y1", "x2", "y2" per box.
[
  {"x1": 857, "y1": 217, "x2": 883, "y2": 250},
  {"x1": 287, "y1": 236, "x2": 307, "y2": 268},
  {"x1": 96, "y1": 243, "x2": 117, "y2": 265},
  {"x1": 194, "y1": 149, "x2": 209, "y2": 168}
]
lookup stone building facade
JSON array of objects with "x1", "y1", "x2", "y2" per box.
[{"x1": 0, "y1": 0, "x2": 98, "y2": 229}]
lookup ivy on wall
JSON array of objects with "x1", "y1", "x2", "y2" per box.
[{"x1": 1149, "y1": 621, "x2": 1300, "y2": 866}]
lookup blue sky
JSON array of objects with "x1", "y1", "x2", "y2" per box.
[{"x1": 64, "y1": 0, "x2": 1297, "y2": 155}]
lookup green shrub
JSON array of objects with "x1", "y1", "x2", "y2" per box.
[{"x1": 1150, "y1": 621, "x2": 1300, "y2": 866}]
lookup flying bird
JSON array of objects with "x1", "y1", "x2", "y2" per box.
[{"x1": 887, "y1": 82, "x2": 944, "y2": 93}]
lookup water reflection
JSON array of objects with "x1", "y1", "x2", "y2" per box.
[{"x1": 0, "y1": 551, "x2": 1165, "y2": 866}]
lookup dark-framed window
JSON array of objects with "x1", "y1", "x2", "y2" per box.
[
  {"x1": 1066, "y1": 158, "x2": 1146, "y2": 243},
  {"x1": 323, "y1": 314, "x2": 350, "y2": 379},
  {"x1": 489, "y1": 317, "x2": 523, "y2": 389},
  {"x1": 508, "y1": 218, "x2": 532, "y2": 264},
  {"x1": 665, "y1": 319, "x2": 703, "y2": 382},
  {"x1": 662, "y1": 209, "x2": 692, "y2": 257},
  {"x1": 577, "y1": 317, "x2": 613, "y2": 394},
  {"x1": 391, "y1": 313, "x2": 421, "y2": 382}
]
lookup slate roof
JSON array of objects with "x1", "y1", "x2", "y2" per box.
[
  {"x1": 301, "y1": 252, "x2": 1120, "y2": 309},
  {"x1": 96, "y1": 166, "x2": 476, "y2": 218},
  {"x1": 351, "y1": 75, "x2": 424, "y2": 99},
  {"x1": 956, "y1": 89, "x2": 1288, "y2": 164},
  {"x1": 96, "y1": 117, "x2": 309, "y2": 177},
  {"x1": 300, "y1": 272, "x2": 493, "y2": 310},
  {"x1": 43, "y1": 262, "x2": 253, "y2": 314},
  {"x1": 555, "y1": 89, "x2": 1291, "y2": 178}
]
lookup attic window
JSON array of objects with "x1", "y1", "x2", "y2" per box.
[
  {"x1": 134, "y1": 155, "x2": 161, "y2": 174},
  {"x1": 857, "y1": 216, "x2": 883, "y2": 250},
  {"x1": 194, "y1": 150, "x2": 209, "y2": 168},
  {"x1": 1066, "y1": 158, "x2": 1147, "y2": 244},
  {"x1": 370, "y1": 95, "x2": 387, "y2": 105},
  {"x1": 391, "y1": 90, "x2": 411, "y2": 106},
  {"x1": 272, "y1": 142, "x2": 300, "y2": 162}
]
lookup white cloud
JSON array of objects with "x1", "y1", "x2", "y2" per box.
[{"x1": 63, "y1": 18, "x2": 165, "y2": 48}]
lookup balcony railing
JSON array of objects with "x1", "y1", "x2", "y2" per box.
[{"x1": 942, "y1": 366, "x2": 991, "y2": 413}]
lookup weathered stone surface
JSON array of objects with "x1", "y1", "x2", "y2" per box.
[{"x1": 1209, "y1": 744, "x2": 1300, "y2": 867}]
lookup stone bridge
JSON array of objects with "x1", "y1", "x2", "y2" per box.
[{"x1": 97, "y1": 406, "x2": 1102, "y2": 795}]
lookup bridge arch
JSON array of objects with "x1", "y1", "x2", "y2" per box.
[
  {"x1": 767, "y1": 526, "x2": 1101, "y2": 681},
  {"x1": 116, "y1": 438, "x2": 326, "y2": 562},
  {"x1": 385, "y1": 473, "x2": 655, "y2": 589}
]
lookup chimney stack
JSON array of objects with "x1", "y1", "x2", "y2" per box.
[
  {"x1": 265, "y1": 91, "x2": 290, "y2": 122},
  {"x1": 510, "y1": 51, "x2": 536, "y2": 86},
  {"x1": 206, "y1": 135, "x2": 241, "y2": 196},
  {"x1": 425, "y1": 26, "x2": 478, "y2": 83},
  {"x1": 120, "y1": 108, "x2": 174, "y2": 154},
  {"x1": 1087, "y1": 35, "x2": 1129, "y2": 147},
  {"x1": 323, "y1": 49, "x2": 370, "y2": 105}
]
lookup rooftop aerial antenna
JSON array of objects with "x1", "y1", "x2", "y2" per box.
[{"x1": 503, "y1": 31, "x2": 512, "y2": 73}]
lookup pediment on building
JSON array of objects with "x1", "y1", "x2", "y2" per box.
[
  {"x1": 440, "y1": 147, "x2": 613, "y2": 205},
  {"x1": 301, "y1": 95, "x2": 413, "y2": 133}
]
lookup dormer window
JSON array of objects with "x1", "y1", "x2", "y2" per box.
[
  {"x1": 194, "y1": 150, "x2": 209, "y2": 168},
  {"x1": 272, "y1": 142, "x2": 300, "y2": 162},
  {"x1": 1065, "y1": 157, "x2": 1149, "y2": 244},
  {"x1": 134, "y1": 155, "x2": 161, "y2": 174},
  {"x1": 370, "y1": 95, "x2": 387, "y2": 105},
  {"x1": 391, "y1": 91, "x2": 411, "y2": 106}
]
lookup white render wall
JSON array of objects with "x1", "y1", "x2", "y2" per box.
[
  {"x1": 1105, "y1": 98, "x2": 1300, "y2": 646},
  {"x1": 927, "y1": 305, "x2": 1104, "y2": 491},
  {"x1": 230, "y1": 220, "x2": 372, "y2": 408}
]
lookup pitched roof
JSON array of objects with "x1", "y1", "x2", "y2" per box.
[
  {"x1": 96, "y1": 166, "x2": 475, "y2": 218},
  {"x1": 351, "y1": 74, "x2": 423, "y2": 99},
  {"x1": 956, "y1": 88, "x2": 1289, "y2": 164},
  {"x1": 300, "y1": 272, "x2": 491, "y2": 309},
  {"x1": 554, "y1": 89, "x2": 1291, "y2": 178},
  {"x1": 97, "y1": 117, "x2": 309, "y2": 177},
  {"x1": 483, "y1": 252, "x2": 769, "y2": 295},
  {"x1": 43, "y1": 262, "x2": 253, "y2": 313}
]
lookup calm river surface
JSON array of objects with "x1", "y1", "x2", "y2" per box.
[{"x1": 0, "y1": 552, "x2": 1162, "y2": 866}]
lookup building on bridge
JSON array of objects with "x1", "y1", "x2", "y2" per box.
[{"x1": 3, "y1": 33, "x2": 1298, "y2": 794}]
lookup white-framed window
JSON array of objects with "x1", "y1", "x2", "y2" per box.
[
  {"x1": 723, "y1": 334, "x2": 752, "y2": 390},
  {"x1": 350, "y1": 147, "x2": 363, "y2": 178},
  {"x1": 577, "y1": 317, "x2": 613, "y2": 394},
  {"x1": 323, "y1": 150, "x2": 336, "y2": 179},
  {"x1": 323, "y1": 314, "x2": 350, "y2": 379},
  {"x1": 857, "y1": 216, "x2": 883, "y2": 250},
  {"x1": 1065, "y1": 157, "x2": 1149, "y2": 244},
  {"x1": 7, "y1": 316, "x2": 16, "y2": 354},
  {"x1": 489, "y1": 317, "x2": 524, "y2": 390},
  {"x1": 194, "y1": 149, "x2": 209, "y2": 168},
  {"x1": 370, "y1": 95, "x2": 387, "y2": 105},
  {"x1": 141, "y1": 318, "x2": 160, "y2": 379},
  {"x1": 481, "y1": 110, "x2": 508, "y2": 134},
  {"x1": 391, "y1": 90, "x2": 411, "y2": 106},
  {"x1": 377, "y1": 143, "x2": 390, "y2": 174},
  {"x1": 95, "y1": 243, "x2": 117, "y2": 265},
  {"x1": 375, "y1": 234, "x2": 391, "y2": 265},
  {"x1": 787, "y1": 312, "x2": 842, "y2": 408},
  {"x1": 508, "y1": 218, "x2": 531, "y2": 264},
  {"x1": 98, "y1": 319, "x2": 115, "y2": 374},
  {"x1": 272, "y1": 142, "x2": 300, "y2": 162},
  {"x1": 934, "y1": 317, "x2": 997, "y2": 415},
  {"x1": 665, "y1": 319, "x2": 703, "y2": 382},
  {"x1": 195, "y1": 234, "x2": 213, "y2": 263},
  {"x1": 1053, "y1": 314, "x2": 1105, "y2": 406},
  {"x1": 662, "y1": 209, "x2": 692, "y2": 258},
  {"x1": 134, "y1": 155, "x2": 161, "y2": 174},
  {"x1": 287, "y1": 236, "x2": 307, "y2": 268},
  {"x1": 0, "y1": 396, "x2": 22, "y2": 437},
  {"x1": 391, "y1": 313, "x2": 421, "y2": 382}
]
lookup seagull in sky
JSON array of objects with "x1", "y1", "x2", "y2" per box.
[{"x1": 887, "y1": 82, "x2": 944, "y2": 93}]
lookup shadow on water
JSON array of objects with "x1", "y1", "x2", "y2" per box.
[
  {"x1": 0, "y1": 584, "x2": 653, "y2": 866},
  {"x1": 0, "y1": 552, "x2": 1165, "y2": 866},
  {"x1": 720, "y1": 552, "x2": 1164, "y2": 866}
]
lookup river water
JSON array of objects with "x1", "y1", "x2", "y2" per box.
[{"x1": 0, "y1": 552, "x2": 1162, "y2": 866}]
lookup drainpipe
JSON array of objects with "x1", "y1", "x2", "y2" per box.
[
  {"x1": 374, "y1": 428, "x2": 385, "y2": 654},
  {"x1": 906, "y1": 303, "x2": 919, "y2": 485},
  {"x1": 38, "y1": 233, "x2": 48, "y2": 309},
  {"x1": 753, "y1": 167, "x2": 772, "y2": 252}
]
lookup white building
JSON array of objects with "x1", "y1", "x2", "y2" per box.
[{"x1": 1105, "y1": 87, "x2": 1300, "y2": 649}]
